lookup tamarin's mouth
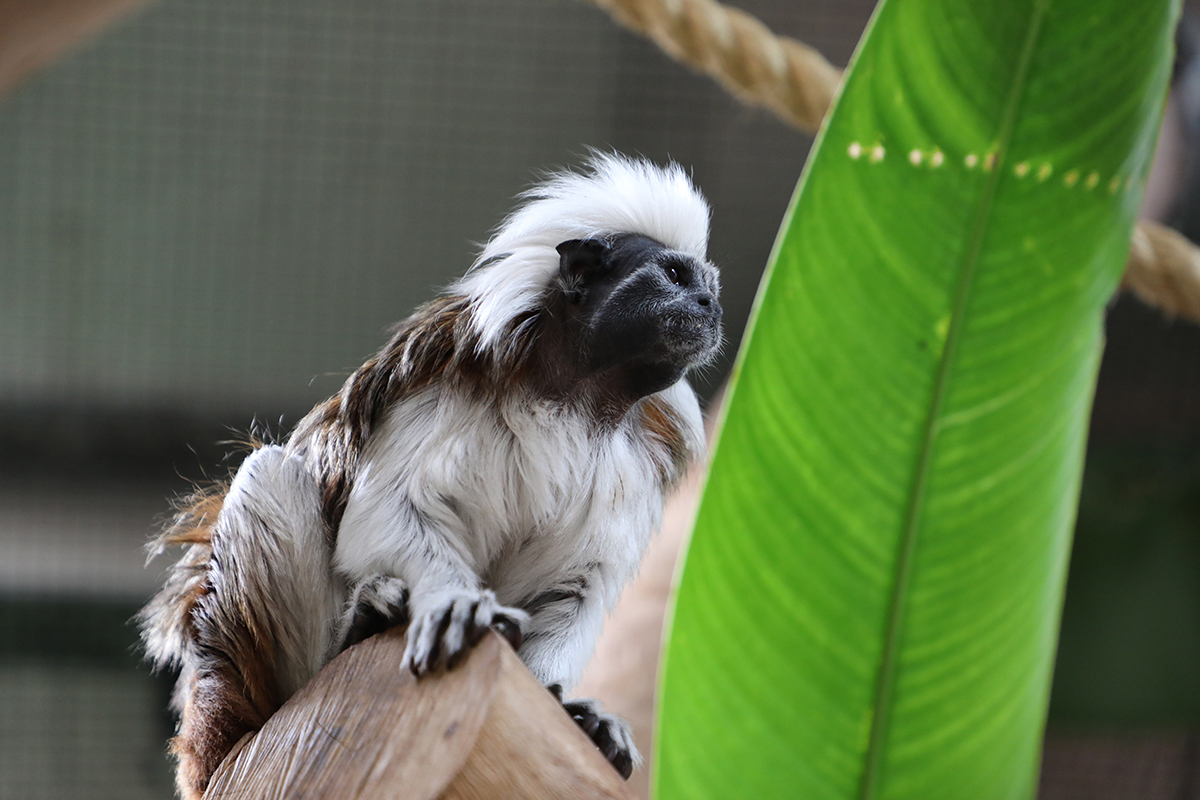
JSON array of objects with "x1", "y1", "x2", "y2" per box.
[{"x1": 661, "y1": 314, "x2": 723, "y2": 366}]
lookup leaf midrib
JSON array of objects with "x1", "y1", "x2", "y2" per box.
[{"x1": 855, "y1": 2, "x2": 1053, "y2": 797}]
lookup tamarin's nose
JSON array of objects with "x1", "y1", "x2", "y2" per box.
[{"x1": 694, "y1": 294, "x2": 720, "y2": 317}]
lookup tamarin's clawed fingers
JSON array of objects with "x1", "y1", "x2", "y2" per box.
[
  {"x1": 562, "y1": 698, "x2": 640, "y2": 780},
  {"x1": 401, "y1": 589, "x2": 529, "y2": 676},
  {"x1": 338, "y1": 574, "x2": 410, "y2": 651}
]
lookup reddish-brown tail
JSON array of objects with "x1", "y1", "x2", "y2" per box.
[{"x1": 141, "y1": 446, "x2": 341, "y2": 798}]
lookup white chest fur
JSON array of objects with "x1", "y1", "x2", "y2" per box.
[{"x1": 332, "y1": 380, "x2": 701, "y2": 612}]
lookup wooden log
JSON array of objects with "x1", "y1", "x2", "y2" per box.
[
  {"x1": 204, "y1": 628, "x2": 634, "y2": 800},
  {"x1": 0, "y1": 0, "x2": 153, "y2": 97}
]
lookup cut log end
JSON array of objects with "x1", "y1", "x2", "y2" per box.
[{"x1": 204, "y1": 629, "x2": 634, "y2": 800}]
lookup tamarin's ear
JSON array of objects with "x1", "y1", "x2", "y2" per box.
[{"x1": 556, "y1": 239, "x2": 610, "y2": 296}]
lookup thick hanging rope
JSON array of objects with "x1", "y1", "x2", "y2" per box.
[
  {"x1": 585, "y1": 0, "x2": 1200, "y2": 324},
  {"x1": 586, "y1": 0, "x2": 840, "y2": 132},
  {"x1": 1126, "y1": 222, "x2": 1200, "y2": 318}
]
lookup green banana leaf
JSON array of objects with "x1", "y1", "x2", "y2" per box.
[{"x1": 653, "y1": 0, "x2": 1177, "y2": 798}]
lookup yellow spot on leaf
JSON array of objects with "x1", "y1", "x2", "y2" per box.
[
  {"x1": 1064, "y1": 170, "x2": 1079, "y2": 187},
  {"x1": 1085, "y1": 171, "x2": 1100, "y2": 189},
  {"x1": 909, "y1": 149, "x2": 923, "y2": 166},
  {"x1": 1036, "y1": 163, "x2": 1052, "y2": 181},
  {"x1": 1014, "y1": 162, "x2": 1030, "y2": 178},
  {"x1": 934, "y1": 314, "x2": 950, "y2": 346},
  {"x1": 870, "y1": 145, "x2": 886, "y2": 163},
  {"x1": 930, "y1": 150, "x2": 945, "y2": 168},
  {"x1": 983, "y1": 152, "x2": 997, "y2": 172},
  {"x1": 965, "y1": 154, "x2": 979, "y2": 169}
]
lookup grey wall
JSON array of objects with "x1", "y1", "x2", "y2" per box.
[{"x1": 0, "y1": 0, "x2": 874, "y2": 428}]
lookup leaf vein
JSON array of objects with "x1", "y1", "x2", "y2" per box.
[{"x1": 855, "y1": 2, "x2": 1054, "y2": 797}]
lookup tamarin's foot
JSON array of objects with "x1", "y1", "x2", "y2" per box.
[
  {"x1": 339, "y1": 574, "x2": 410, "y2": 650},
  {"x1": 403, "y1": 588, "x2": 527, "y2": 675},
  {"x1": 558, "y1": 695, "x2": 639, "y2": 780}
]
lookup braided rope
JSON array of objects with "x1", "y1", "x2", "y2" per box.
[
  {"x1": 586, "y1": 0, "x2": 1200, "y2": 324},
  {"x1": 587, "y1": 0, "x2": 841, "y2": 131},
  {"x1": 1126, "y1": 222, "x2": 1200, "y2": 319}
]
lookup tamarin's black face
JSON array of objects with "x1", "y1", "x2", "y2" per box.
[{"x1": 551, "y1": 234, "x2": 722, "y2": 404}]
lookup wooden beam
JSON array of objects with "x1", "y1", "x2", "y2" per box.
[
  {"x1": 0, "y1": 0, "x2": 153, "y2": 97},
  {"x1": 205, "y1": 629, "x2": 634, "y2": 800}
]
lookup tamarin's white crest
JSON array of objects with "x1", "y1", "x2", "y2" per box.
[{"x1": 140, "y1": 153, "x2": 722, "y2": 798}]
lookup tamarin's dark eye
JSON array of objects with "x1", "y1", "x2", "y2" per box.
[{"x1": 664, "y1": 265, "x2": 682, "y2": 285}]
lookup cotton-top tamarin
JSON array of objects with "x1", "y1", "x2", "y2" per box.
[{"x1": 140, "y1": 153, "x2": 723, "y2": 799}]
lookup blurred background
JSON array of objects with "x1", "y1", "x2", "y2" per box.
[{"x1": 0, "y1": 0, "x2": 1196, "y2": 797}]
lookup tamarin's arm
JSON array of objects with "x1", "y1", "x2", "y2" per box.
[
  {"x1": 517, "y1": 569, "x2": 608, "y2": 690},
  {"x1": 333, "y1": 468, "x2": 527, "y2": 676}
]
